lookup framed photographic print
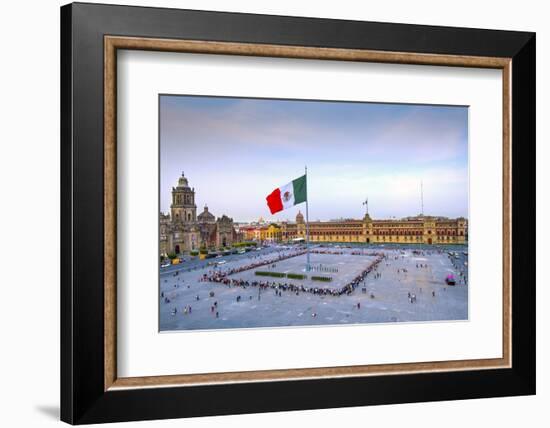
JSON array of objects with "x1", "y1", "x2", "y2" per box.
[
  {"x1": 157, "y1": 95, "x2": 469, "y2": 332},
  {"x1": 61, "y1": 2, "x2": 536, "y2": 424}
]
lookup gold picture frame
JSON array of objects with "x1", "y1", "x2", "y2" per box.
[{"x1": 103, "y1": 36, "x2": 512, "y2": 391}]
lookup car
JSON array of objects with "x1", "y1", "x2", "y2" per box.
[{"x1": 445, "y1": 274, "x2": 456, "y2": 285}]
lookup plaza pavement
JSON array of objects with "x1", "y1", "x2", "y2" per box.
[{"x1": 159, "y1": 246, "x2": 468, "y2": 331}]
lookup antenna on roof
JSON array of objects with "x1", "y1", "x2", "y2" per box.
[{"x1": 420, "y1": 180, "x2": 424, "y2": 215}]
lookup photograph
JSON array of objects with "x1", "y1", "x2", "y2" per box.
[{"x1": 159, "y1": 95, "x2": 469, "y2": 331}]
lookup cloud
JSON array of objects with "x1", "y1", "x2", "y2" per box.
[{"x1": 160, "y1": 96, "x2": 468, "y2": 220}]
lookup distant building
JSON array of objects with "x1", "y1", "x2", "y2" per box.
[
  {"x1": 160, "y1": 172, "x2": 467, "y2": 253},
  {"x1": 160, "y1": 172, "x2": 240, "y2": 255},
  {"x1": 276, "y1": 211, "x2": 467, "y2": 245},
  {"x1": 239, "y1": 221, "x2": 281, "y2": 242},
  {"x1": 239, "y1": 211, "x2": 467, "y2": 245}
]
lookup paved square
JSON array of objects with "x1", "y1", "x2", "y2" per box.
[
  {"x1": 159, "y1": 245, "x2": 468, "y2": 331},
  {"x1": 229, "y1": 252, "x2": 379, "y2": 290}
]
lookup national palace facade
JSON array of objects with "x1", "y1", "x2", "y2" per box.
[
  {"x1": 160, "y1": 173, "x2": 238, "y2": 255},
  {"x1": 240, "y1": 211, "x2": 467, "y2": 245}
]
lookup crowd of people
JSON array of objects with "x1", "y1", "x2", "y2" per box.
[
  {"x1": 449, "y1": 254, "x2": 468, "y2": 286},
  {"x1": 307, "y1": 264, "x2": 339, "y2": 273},
  {"x1": 340, "y1": 254, "x2": 385, "y2": 295},
  {"x1": 211, "y1": 249, "x2": 308, "y2": 277},
  {"x1": 201, "y1": 253, "x2": 385, "y2": 298},
  {"x1": 204, "y1": 275, "x2": 348, "y2": 297},
  {"x1": 310, "y1": 249, "x2": 379, "y2": 257}
]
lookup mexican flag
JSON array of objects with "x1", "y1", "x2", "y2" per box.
[{"x1": 266, "y1": 174, "x2": 307, "y2": 214}]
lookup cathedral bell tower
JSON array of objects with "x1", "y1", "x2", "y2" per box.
[{"x1": 170, "y1": 172, "x2": 197, "y2": 223}]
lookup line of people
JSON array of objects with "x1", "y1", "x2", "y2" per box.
[
  {"x1": 202, "y1": 254, "x2": 385, "y2": 298},
  {"x1": 211, "y1": 249, "x2": 308, "y2": 277}
]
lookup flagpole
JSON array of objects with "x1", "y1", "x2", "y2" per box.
[{"x1": 305, "y1": 165, "x2": 310, "y2": 271}]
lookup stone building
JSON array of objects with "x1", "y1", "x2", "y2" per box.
[
  {"x1": 160, "y1": 172, "x2": 238, "y2": 255},
  {"x1": 240, "y1": 211, "x2": 468, "y2": 245},
  {"x1": 275, "y1": 211, "x2": 467, "y2": 245}
]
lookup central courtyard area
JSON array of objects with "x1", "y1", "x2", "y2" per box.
[
  {"x1": 227, "y1": 252, "x2": 380, "y2": 291},
  {"x1": 159, "y1": 246, "x2": 468, "y2": 331}
]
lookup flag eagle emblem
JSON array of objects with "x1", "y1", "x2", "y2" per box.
[
  {"x1": 283, "y1": 191, "x2": 292, "y2": 202},
  {"x1": 265, "y1": 174, "x2": 307, "y2": 215}
]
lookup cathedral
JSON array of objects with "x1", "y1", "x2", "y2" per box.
[{"x1": 160, "y1": 172, "x2": 238, "y2": 255}]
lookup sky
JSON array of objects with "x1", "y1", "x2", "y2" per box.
[{"x1": 160, "y1": 95, "x2": 468, "y2": 223}]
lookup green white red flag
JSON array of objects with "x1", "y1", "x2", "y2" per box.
[{"x1": 266, "y1": 175, "x2": 307, "y2": 214}]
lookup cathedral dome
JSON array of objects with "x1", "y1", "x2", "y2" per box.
[
  {"x1": 177, "y1": 172, "x2": 189, "y2": 188},
  {"x1": 197, "y1": 205, "x2": 215, "y2": 223},
  {"x1": 296, "y1": 211, "x2": 304, "y2": 224}
]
